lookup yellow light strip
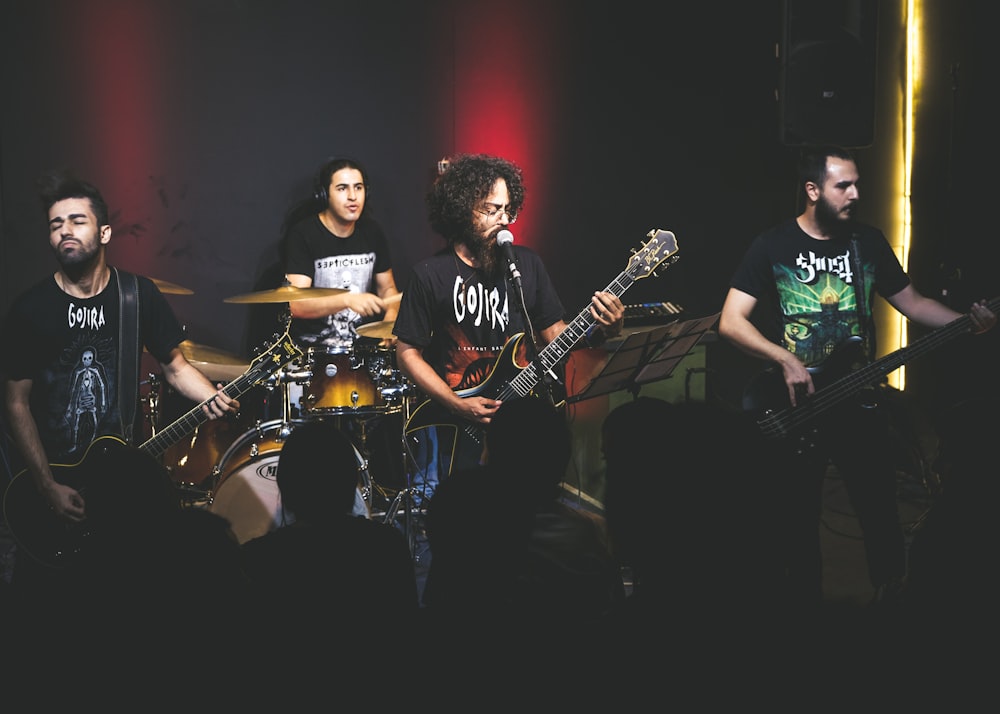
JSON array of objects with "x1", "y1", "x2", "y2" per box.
[{"x1": 894, "y1": 0, "x2": 919, "y2": 390}]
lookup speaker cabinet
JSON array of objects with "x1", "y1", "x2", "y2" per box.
[{"x1": 779, "y1": 0, "x2": 879, "y2": 147}]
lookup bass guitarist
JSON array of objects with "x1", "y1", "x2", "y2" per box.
[
  {"x1": 718, "y1": 145, "x2": 995, "y2": 610},
  {"x1": 1, "y1": 171, "x2": 240, "y2": 597},
  {"x1": 393, "y1": 154, "x2": 624, "y2": 505}
]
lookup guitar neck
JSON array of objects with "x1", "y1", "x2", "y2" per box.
[
  {"x1": 139, "y1": 328, "x2": 303, "y2": 459},
  {"x1": 139, "y1": 374, "x2": 257, "y2": 459},
  {"x1": 818, "y1": 296, "x2": 999, "y2": 405},
  {"x1": 758, "y1": 295, "x2": 999, "y2": 439},
  {"x1": 498, "y1": 268, "x2": 638, "y2": 402}
]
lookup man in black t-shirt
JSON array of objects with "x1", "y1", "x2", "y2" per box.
[
  {"x1": 283, "y1": 156, "x2": 400, "y2": 351},
  {"x1": 1, "y1": 170, "x2": 240, "y2": 596},
  {"x1": 393, "y1": 154, "x2": 625, "y2": 503},
  {"x1": 718, "y1": 146, "x2": 996, "y2": 609}
]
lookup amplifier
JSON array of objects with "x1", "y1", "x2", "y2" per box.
[{"x1": 623, "y1": 301, "x2": 684, "y2": 327}]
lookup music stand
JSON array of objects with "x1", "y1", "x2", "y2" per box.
[{"x1": 568, "y1": 312, "x2": 720, "y2": 403}]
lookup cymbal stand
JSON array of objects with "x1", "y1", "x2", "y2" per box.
[{"x1": 379, "y1": 396, "x2": 419, "y2": 556}]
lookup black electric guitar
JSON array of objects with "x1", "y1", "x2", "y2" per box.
[
  {"x1": 404, "y1": 228, "x2": 680, "y2": 474},
  {"x1": 2, "y1": 326, "x2": 304, "y2": 569},
  {"x1": 742, "y1": 295, "x2": 1000, "y2": 444}
]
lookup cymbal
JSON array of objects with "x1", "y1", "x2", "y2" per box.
[
  {"x1": 178, "y1": 341, "x2": 249, "y2": 381},
  {"x1": 152, "y1": 278, "x2": 194, "y2": 295},
  {"x1": 223, "y1": 285, "x2": 348, "y2": 303},
  {"x1": 355, "y1": 320, "x2": 396, "y2": 340},
  {"x1": 179, "y1": 340, "x2": 248, "y2": 366}
]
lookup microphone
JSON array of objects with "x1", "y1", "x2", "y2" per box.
[{"x1": 496, "y1": 230, "x2": 522, "y2": 290}]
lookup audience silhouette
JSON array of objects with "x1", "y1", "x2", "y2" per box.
[
  {"x1": 598, "y1": 397, "x2": 791, "y2": 667},
  {"x1": 421, "y1": 395, "x2": 624, "y2": 667},
  {"x1": 899, "y1": 393, "x2": 1000, "y2": 635},
  {"x1": 239, "y1": 418, "x2": 419, "y2": 652}
]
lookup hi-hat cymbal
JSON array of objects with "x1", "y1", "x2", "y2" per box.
[
  {"x1": 223, "y1": 285, "x2": 348, "y2": 303},
  {"x1": 152, "y1": 278, "x2": 194, "y2": 295},
  {"x1": 355, "y1": 320, "x2": 396, "y2": 340}
]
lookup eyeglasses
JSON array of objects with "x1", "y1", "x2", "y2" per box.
[{"x1": 475, "y1": 203, "x2": 517, "y2": 224}]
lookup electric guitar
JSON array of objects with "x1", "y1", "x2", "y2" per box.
[
  {"x1": 742, "y1": 295, "x2": 1000, "y2": 443},
  {"x1": 2, "y1": 326, "x2": 304, "y2": 568},
  {"x1": 404, "y1": 228, "x2": 680, "y2": 474}
]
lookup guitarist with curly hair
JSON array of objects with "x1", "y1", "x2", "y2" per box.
[{"x1": 393, "y1": 154, "x2": 628, "y2": 506}]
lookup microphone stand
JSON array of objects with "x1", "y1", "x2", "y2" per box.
[{"x1": 507, "y1": 273, "x2": 563, "y2": 405}]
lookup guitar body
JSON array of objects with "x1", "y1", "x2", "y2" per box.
[
  {"x1": 405, "y1": 334, "x2": 530, "y2": 475},
  {"x1": 742, "y1": 335, "x2": 870, "y2": 415},
  {"x1": 3, "y1": 436, "x2": 137, "y2": 569}
]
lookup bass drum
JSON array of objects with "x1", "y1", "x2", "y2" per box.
[
  {"x1": 207, "y1": 419, "x2": 371, "y2": 544},
  {"x1": 157, "y1": 383, "x2": 277, "y2": 497}
]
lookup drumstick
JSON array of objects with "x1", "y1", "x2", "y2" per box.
[{"x1": 383, "y1": 293, "x2": 402, "y2": 306}]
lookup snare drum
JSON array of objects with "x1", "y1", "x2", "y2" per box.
[
  {"x1": 207, "y1": 419, "x2": 371, "y2": 544},
  {"x1": 300, "y1": 346, "x2": 399, "y2": 416}
]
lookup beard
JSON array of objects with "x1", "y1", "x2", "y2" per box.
[
  {"x1": 54, "y1": 239, "x2": 100, "y2": 274},
  {"x1": 464, "y1": 228, "x2": 502, "y2": 279},
  {"x1": 814, "y1": 192, "x2": 857, "y2": 239}
]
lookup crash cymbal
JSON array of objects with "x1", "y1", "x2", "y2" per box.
[
  {"x1": 355, "y1": 320, "x2": 396, "y2": 340},
  {"x1": 223, "y1": 285, "x2": 348, "y2": 303},
  {"x1": 178, "y1": 341, "x2": 249, "y2": 381},
  {"x1": 178, "y1": 340, "x2": 248, "y2": 366},
  {"x1": 152, "y1": 278, "x2": 194, "y2": 295}
]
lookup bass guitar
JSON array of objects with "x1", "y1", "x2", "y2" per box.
[
  {"x1": 404, "y1": 228, "x2": 680, "y2": 473},
  {"x1": 742, "y1": 295, "x2": 1000, "y2": 443},
  {"x1": 2, "y1": 326, "x2": 304, "y2": 568}
]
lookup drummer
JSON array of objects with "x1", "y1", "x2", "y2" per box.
[{"x1": 282, "y1": 156, "x2": 400, "y2": 353}]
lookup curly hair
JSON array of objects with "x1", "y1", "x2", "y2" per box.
[{"x1": 425, "y1": 153, "x2": 525, "y2": 245}]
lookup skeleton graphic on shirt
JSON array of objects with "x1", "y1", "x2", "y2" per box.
[{"x1": 65, "y1": 346, "x2": 109, "y2": 452}]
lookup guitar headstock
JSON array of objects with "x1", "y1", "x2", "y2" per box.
[
  {"x1": 247, "y1": 321, "x2": 304, "y2": 384},
  {"x1": 628, "y1": 229, "x2": 680, "y2": 280}
]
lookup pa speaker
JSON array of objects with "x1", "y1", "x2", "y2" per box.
[{"x1": 779, "y1": 0, "x2": 878, "y2": 148}]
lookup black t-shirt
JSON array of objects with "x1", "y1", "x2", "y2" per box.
[
  {"x1": 393, "y1": 244, "x2": 565, "y2": 391},
  {"x1": 1, "y1": 269, "x2": 185, "y2": 462},
  {"x1": 283, "y1": 214, "x2": 393, "y2": 350},
  {"x1": 729, "y1": 218, "x2": 909, "y2": 367}
]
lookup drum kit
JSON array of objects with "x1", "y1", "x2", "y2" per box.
[{"x1": 143, "y1": 280, "x2": 416, "y2": 544}]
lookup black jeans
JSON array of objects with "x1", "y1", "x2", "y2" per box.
[{"x1": 772, "y1": 399, "x2": 906, "y2": 606}]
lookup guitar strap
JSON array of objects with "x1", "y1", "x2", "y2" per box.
[
  {"x1": 115, "y1": 267, "x2": 141, "y2": 445},
  {"x1": 849, "y1": 238, "x2": 872, "y2": 355}
]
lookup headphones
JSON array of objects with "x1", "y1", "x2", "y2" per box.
[{"x1": 313, "y1": 156, "x2": 370, "y2": 206}]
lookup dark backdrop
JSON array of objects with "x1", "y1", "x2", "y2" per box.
[{"x1": 2, "y1": 0, "x2": 996, "y2": 415}]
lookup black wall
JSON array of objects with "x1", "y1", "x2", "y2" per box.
[{"x1": 2, "y1": 0, "x2": 996, "y2": 415}]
